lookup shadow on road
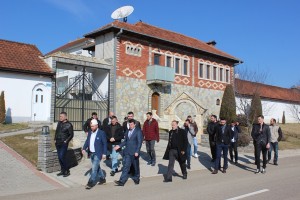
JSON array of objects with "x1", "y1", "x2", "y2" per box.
[{"x1": 198, "y1": 151, "x2": 213, "y2": 172}]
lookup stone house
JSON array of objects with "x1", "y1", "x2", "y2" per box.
[{"x1": 46, "y1": 21, "x2": 242, "y2": 141}]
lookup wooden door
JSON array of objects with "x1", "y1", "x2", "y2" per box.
[{"x1": 151, "y1": 92, "x2": 160, "y2": 116}]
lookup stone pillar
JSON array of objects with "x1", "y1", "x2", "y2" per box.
[{"x1": 37, "y1": 126, "x2": 52, "y2": 172}]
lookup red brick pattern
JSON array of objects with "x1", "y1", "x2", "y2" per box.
[{"x1": 0, "y1": 39, "x2": 53, "y2": 75}]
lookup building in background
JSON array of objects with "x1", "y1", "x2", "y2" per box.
[{"x1": 0, "y1": 39, "x2": 53, "y2": 122}]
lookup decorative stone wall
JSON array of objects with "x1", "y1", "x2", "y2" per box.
[
  {"x1": 116, "y1": 76, "x2": 224, "y2": 136},
  {"x1": 37, "y1": 133, "x2": 82, "y2": 173}
]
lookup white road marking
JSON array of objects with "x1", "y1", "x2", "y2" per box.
[{"x1": 226, "y1": 189, "x2": 269, "y2": 200}]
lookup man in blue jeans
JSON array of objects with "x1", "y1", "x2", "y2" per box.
[
  {"x1": 82, "y1": 119, "x2": 107, "y2": 189},
  {"x1": 54, "y1": 112, "x2": 74, "y2": 177},
  {"x1": 212, "y1": 118, "x2": 232, "y2": 174},
  {"x1": 268, "y1": 118, "x2": 283, "y2": 165}
]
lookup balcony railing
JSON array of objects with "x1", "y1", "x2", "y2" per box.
[{"x1": 146, "y1": 65, "x2": 175, "y2": 85}]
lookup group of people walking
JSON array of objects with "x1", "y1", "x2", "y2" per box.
[
  {"x1": 207, "y1": 114, "x2": 283, "y2": 175},
  {"x1": 53, "y1": 111, "x2": 283, "y2": 189}
]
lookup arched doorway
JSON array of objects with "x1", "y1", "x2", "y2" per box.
[
  {"x1": 32, "y1": 84, "x2": 47, "y2": 121},
  {"x1": 151, "y1": 92, "x2": 160, "y2": 116}
]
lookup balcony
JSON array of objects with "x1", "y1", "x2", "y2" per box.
[{"x1": 146, "y1": 65, "x2": 175, "y2": 85}]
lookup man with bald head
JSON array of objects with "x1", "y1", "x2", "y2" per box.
[{"x1": 102, "y1": 111, "x2": 115, "y2": 130}]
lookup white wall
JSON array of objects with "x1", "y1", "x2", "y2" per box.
[
  {"x1": 0, "y1": 71, "x2": 52, "y2": 122},
  {"x1": 236, "y1": 96, "x2": 300, "y2": 123}
]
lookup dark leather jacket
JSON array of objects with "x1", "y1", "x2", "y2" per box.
[
  {"x1": 215, "y1": 124, "x2": 232, "y2": 145},
  {"x1": 251, "y1": 123, "x2": 271, "y2": 146},
  {"x1": 207, "y1": 121, "x2": 218, "y2": 141},
  {"x1": 55, "y1": 120, "x2": 74, "y2": 144}
]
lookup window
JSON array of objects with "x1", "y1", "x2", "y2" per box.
[
  {"x1": 219, "y1": 68, "x2": 223, "y2": 82},
  {"x1": 35, "y1": 95, "x2": 38, "y2": 103},
  {"x1": 41, "y1": 95, "x2": 43, "y2": 103},
  {"x1": 166, "y1": 56, "x2": 172, "y2": 67},
  {"x1": 213, "y1": 66, "x2": 217, "y2": 81},
  {"x1": 216, "y1": 99, "x2": 220, "y2": 105},
  {"x1": 154, "y1": 54, "x2": 161, "y2": 65},
  {"x1": 226, "y1": 69, "x2": 230, "y2": 83},
  {"x1": 182, "y1": 60, "x2": 189, "y2": 76},
  {"x1": 125, "y1": 45, "x2": 142, "y2": 56},
  {"x1": 175, "y1": 58, "x2": 180, "y2": 74},
  {"x1": 206, "y1": 65, "x2": 211, "y2": 79},
  {"x1": 199, "y1": 63, "x2": 203, "y2": 78}
]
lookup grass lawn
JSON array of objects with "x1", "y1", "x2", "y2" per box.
[
  {"x1": 279, "y1": 123, "x2": 300, "y2": 150},
  {"x1": 0, "y1": 123, "x2": 29, "y2": 132},
  {"x1": 0, "y1": 130, "x2": 56, "y2": 166}
]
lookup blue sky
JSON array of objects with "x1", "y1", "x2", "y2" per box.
[{"x1": 1, "y1": 0, "x2": 299, "y2": 88}]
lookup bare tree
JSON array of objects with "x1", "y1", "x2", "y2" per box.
[
  {"x1": 234, "y1": 65, "x2": 269, "y2": 133},
  {"x1": 288, "y1": 81, "x2": 300, "y2": 123}
]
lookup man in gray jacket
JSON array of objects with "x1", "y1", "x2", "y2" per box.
[{"x1": 268, "y1": 118, "x2": 283, "y2": 165}]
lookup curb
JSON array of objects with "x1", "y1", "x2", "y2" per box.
[{"x1": 0, "y1": 127, "x2": 31, "y2": 134}]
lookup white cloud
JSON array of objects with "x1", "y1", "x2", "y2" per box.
[{"x1": 44, "y1": 0, "x2": 92, "y2": 18}]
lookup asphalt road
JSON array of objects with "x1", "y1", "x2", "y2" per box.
[{"x1": 2, "y1": 156, "x2": 300, "y2": 200}]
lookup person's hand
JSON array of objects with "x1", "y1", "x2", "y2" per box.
[
  {"x1": 134, "y1": 153, "x2": 139, "y2": 157},
  {"x1": 82, "y1": 150, "x2": 86, "y2": 155},
  {"x1": 114, "y1": 145, "x2": 120, "y2": 151},
  {"x1": 110, "y1": 138, "x2": 115, "y2": 142},
  {"x1": 142, "y1": 140, "x2": 145, "y2": 144},
  {"x1": 181, "y1": 151, "x2": 185, "y2": 155},
  {"x1": 266, "y1": 143, "x2": 270, "y2": 149},
  {"x1": 102, "y1": 155, "x2": 106, "y2": 160}
]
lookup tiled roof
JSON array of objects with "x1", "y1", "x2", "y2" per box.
[
  {"x1": 84, "y1": 21, "x2": 241, "y2": 63},
  {"x1": 235, "y1": 79, "x2": 300, "y2": 103},
  {"x1": 0, "y1": 39, "x2": 53, "y2": 75},
  {"x1": 45, "y1": 38, "x2": 94, "y2": 56}
]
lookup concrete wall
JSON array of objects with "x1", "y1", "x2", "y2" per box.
[
  {"x1": 0, "y1": 71, "x2": 52, "y2": 122},
  {"x1": 95, "y1": 32, "x2": 114, "y2": 60}
]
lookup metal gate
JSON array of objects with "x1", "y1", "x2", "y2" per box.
[{"x1": 54, "y1": 66, "x2": 109, "y2": 130}]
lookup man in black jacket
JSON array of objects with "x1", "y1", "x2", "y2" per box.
[
  {"x1": 212, "y1": 118, "x2": 232, "y2": 174},
  {"x1": 251, "y1": 115, "x2": 271, "y2": 174},
  {"x1": 102, "y1": 111, "x2": 114, "y2": 130},
  {"x1": 104, "y1": 116, "x2": 124, "y2": 176},
  {"x1": 122, "y1": 111, "x2": 141, "y2": 132},
  {"x1": 163, "y1": 120, "x2": 188, "y2": 182},
  {"x1": 54, "y1": 112, "x2": 74, "y2": 177},
  {"x1": 83, "y1": 112, "x2": 101, "y2": 134},
  {"x1": 207, "y1": 115, "x2": 218, "y2": 162}
]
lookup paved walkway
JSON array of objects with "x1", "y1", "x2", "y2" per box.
[
  {"x1": 2, "y1": 132, "x2": 300, "y2": 197},
  {"x1": 0, "y1": 141, "x2": 63, "y2": 197}
]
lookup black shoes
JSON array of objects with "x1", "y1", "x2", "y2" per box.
[
  {"x1": 183, "y1": 174, "x2": 187, "y2": 180},
  {"x1": 110, "y1": 171, "x2": 116, "y2": 176},
  {"x1": 85, "y1": 182, "x2": 94, "y2": 189},
  {"x1": 151, "y1": 162, "x2": 156, "y2": 166},
  {"x1": 98, "y1": 178, "x2": 106, "y2": 185},
  {"x1": 133, "y1": 179, "x2": 140, "y2": 185},
  {"x1": 274, "y1": 162, "x2": 278, "y2": 166},
  {"x1": 163, "y1": 179, "x2": 172, "y2": 183},
  {"x1": 255, "y1": 169, "x2": 260, "y2": 174},
  {"x1": 261, "y1": 168, "x2": 266, "y2": 174},
  {"x1": 147, "y1": 160, "x2": 152, "y2": 165},
  {"x1": 222, "y1": 169, "x2": 226, "y2": 174},
  {"x1": 114, "y1": 180, "x2": 124, "y2": 186},
  {"x1": 212, "y1": 169, "x2": 218, "y2": 174},
  {"x1": 63, "y1": 170, "x2": 70, "y2": 177},
  {"x1": 56, "y1": 171, "x2": 64, "y2": 176},
  {"x1": 187, "y1": 165, "x2": 191, "y2": 169}
]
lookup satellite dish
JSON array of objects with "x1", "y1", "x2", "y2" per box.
[{"x1": 111, "y1": 5, "x2": 134, "y2": 22}]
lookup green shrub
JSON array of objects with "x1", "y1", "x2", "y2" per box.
[
  {"x1": 219, "y1": 84, "x2": 236, "y2": 122},
  {"x1": 238, "y1": 133, "x2": 251, "y2": 147},
  {"x1": 249, "y1": 92, "x2": 262, "y2": 124},
  {"x1": 0, "y1": 91, "x2": 6, "y2": 124}
]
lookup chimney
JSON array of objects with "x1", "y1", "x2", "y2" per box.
[{"x1": 206, "y1": 40, "x2": 217, "y2": 46}]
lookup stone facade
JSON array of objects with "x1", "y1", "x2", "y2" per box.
[{"x1": 116, "y1": 76, "x2": 224, "y2": 141}]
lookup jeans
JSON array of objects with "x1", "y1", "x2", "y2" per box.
[
  {"x1": 119, "y1": 154, "x2": 140, "y2": 184},
  {"x1": 229, "y1": 142, "x2": 238, "y2": 162},
  {"x1": 193, "y1": 137, "x2": 198, "y2": 155},
  {"x1": 166, "y1": 149, "x2": 187, "y2": 180},
  {"x1": 89, "y1": 153, "x2": 105, "y2": 184},
  {"x1": 215, "y1": 143, "x2": 229, "y2": 170},
  {"x1": 55, "y1": 142, "x2": 69, "y2": 172},
  {"x1": 146, "y1": 140, "x2": 156, "y2": 163},
  {"x1": 268, "y1": 142, "x2": 278, "y2": 163},
  {"x1": 186, "y1": 143, "x2": 192, "y2": 166},
  {"x1": 110, "y1": 145, "x2": 120, "y2": 171},
  {"x1": 255, "y1": 142, "x2": 268, "y2": 169}
]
